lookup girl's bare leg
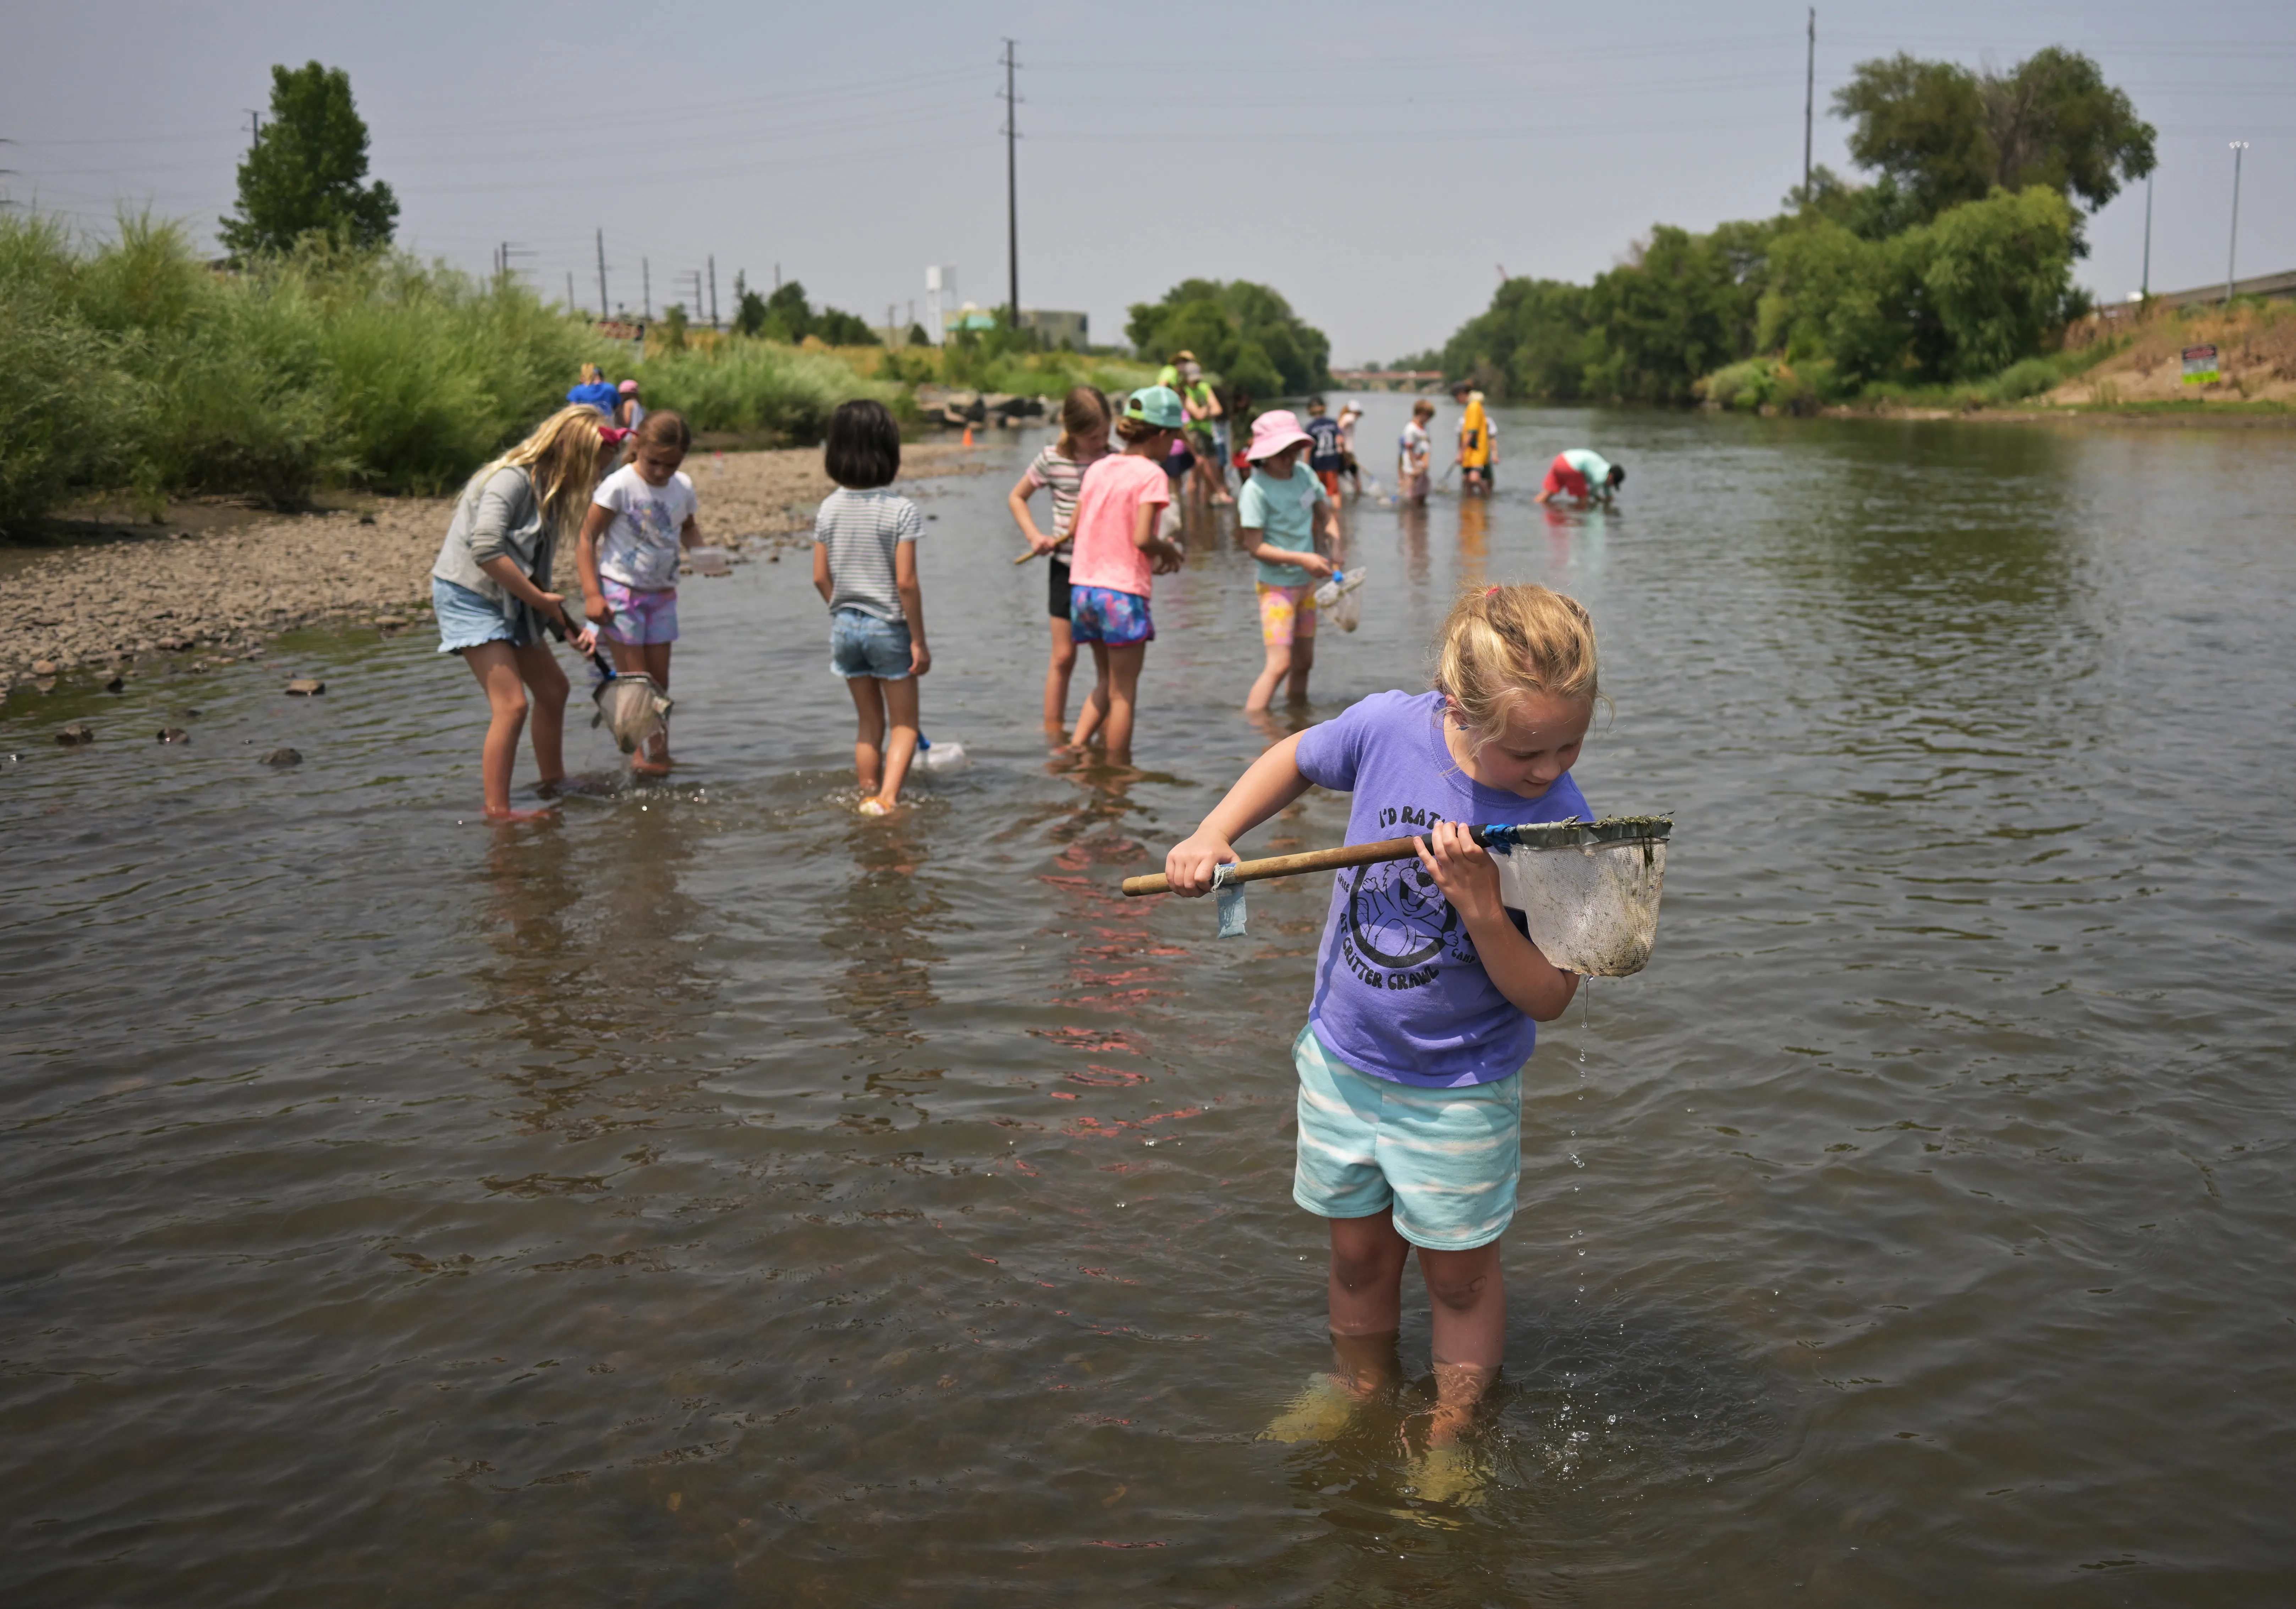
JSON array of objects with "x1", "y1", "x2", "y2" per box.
[
  {"x1": 846, "y1": 676, "x2": 886, "y2": 795},
  {"x1": 641, "y1": 641, "x2": 674, "y2": 764},
  {"x1": 1285, "y1": 621, "x2": 1317, "y2": 703},
  {"x1": 1098, "y1": 642, "x2": 1147, "y2": 762},
  {"x1": 1244, "y1": 641, "x2": 1293, "y2": 713},
  {"x1": 875, "y1": 675, "x2": 921, "y2": 808},
  {"x1": 463, "y1": 643, "x2": 545, "y2": 820},
  {"x1": 1068, "y1": 641, "x2": 1111, "y2": 751},
  {"x1": 1417, "y1": 1241, "x2": 1505, "y2": 1444},
  {"x1": 1042, "y1": 617, "x2": 1078, "y2": 730}
]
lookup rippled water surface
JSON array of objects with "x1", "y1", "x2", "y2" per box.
[{"x1": 5, "y1": 405, "x2": 2294, "y2": 1605}]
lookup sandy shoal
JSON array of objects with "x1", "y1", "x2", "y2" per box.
[{"x1": 1, "y1": 443, "x2": 987, "y2": 685}]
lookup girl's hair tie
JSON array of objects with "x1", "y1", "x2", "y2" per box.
[{"x1": 1485, "y1": 585, "x2": 1501, "y2": 597}]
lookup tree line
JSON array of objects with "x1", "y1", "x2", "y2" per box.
[{"x1": 1439, "y1": 46, "x2": 2154, "y2": 406}]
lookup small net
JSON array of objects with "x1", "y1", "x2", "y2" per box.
[
  {"x1": 1485, "y1": 816, "x2": 1672, "y2": 977},
  {"x1": 592, "y1": 674, "x2": 674, "y2": 753},
  {"x1": 1314, "y1": 567, "x2": 1368, "y2": 633}
]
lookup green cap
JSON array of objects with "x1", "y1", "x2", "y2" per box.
[{"x1": 1124, "y1": 385, "x2": 1186, "y2": 430}]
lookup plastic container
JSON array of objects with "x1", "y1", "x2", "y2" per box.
[
  {"x1": 687, "y1": 546, "x2": 734, "y2": 576},
  {"x1": 916, "y1": 736, "x2": 970, "y2": 774}
]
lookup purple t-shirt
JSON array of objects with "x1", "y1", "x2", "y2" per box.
[{"x1": 1294, "y1": 689, "x2": 1592, "y2": 1088}]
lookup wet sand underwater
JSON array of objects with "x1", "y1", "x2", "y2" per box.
[{"x1": 4, "y1": 401, "x2": 2294, "y2": 1604}]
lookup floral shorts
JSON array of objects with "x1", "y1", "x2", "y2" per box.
[
  {"x1": 1068, "y1": 585, "x2": 1155, "y2": 647},
  {"x1": 1256, "y1": 582, "x2": 1318, "y2": 648}
]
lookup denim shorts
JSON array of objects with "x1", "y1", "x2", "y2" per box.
[
  {"x1": 829, "y1": 607, "x2": 912, "y2": 680},
  {"x1": 1068, "y1": 585, "x2": 1155, "y2": 647},
  {"x1": 433, "y1": 576, "x2": 533, "y2": 654},
  {"x1": 1291, "y1": 1024, "x2": 1522, "y2": 1250}
]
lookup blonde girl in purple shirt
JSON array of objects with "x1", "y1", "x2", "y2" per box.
[{"x1": 1163, "y1": 583, "x2": 1601, "y2": 1498}]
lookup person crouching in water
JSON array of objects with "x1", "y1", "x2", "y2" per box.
[
  {"x1": 814, "y1": 400, "x2": 931, "y2": 816},
  {"x1": 1534, "y1": 448, "x2": 1623, "y2": 505},
  {"x1": 576, "y1": 410, "x2": 703, "y2": 776},
  {"x1": 430, "y1": 406, "x2": 616, "y2": 821}
]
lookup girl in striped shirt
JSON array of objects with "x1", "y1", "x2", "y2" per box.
[{"x1": 1007, "y1": 387, "x2": 1111, "y2": 733}]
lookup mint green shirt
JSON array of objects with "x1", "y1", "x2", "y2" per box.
[{"x1": 1239, "y1": 463, "x2": 1326, "y2": 587}]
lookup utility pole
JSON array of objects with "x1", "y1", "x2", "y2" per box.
[
  {"x1": 244, "y1": 110, "x2": 263, "y2": 152},
  {"x1": 681, "y1": 269, "x2": 704, "y2": 325},
  {"x1": 566, "y1": 271, "x2": 576, "y2": 312},
  {"x1": 999, "y1": 38, "x2": 1020, "y2": 332},
  {"x1": 1803, "y1": 9, "x2": 1816, "y2": 196},
  {"x1": 774, "y1": 262, "x2": 780, "y2": 290},
  {"x1": 595, "y1": 229, "x2": 610, "y2": 322},
  {"x1": 495, "y1": 241, "x2": 532, "y2": 283},
  {"x1": 2140, "y1": 173, "x2": 2152, "y2": 299},
  {"x1": 643, "y1": 257, "x2": 652, "y2": 320},
  {"x1": 708, "y1": 255, "x2": 719, "y2": 330},
  {"x1": 2226, "y1": 142, "x2": 2248, "y2": 304}
]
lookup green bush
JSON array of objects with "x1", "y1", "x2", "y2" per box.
[
  {"x1": 632, "y1": 339, "x2": 896, "y2": 439},
  {"x1": 0, "y1": 210, "x2": 606, "y2": 531}
]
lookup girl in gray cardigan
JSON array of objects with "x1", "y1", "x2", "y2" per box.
[{"x1": 432, "y1": 405, "x2": 618, "y2": 820}]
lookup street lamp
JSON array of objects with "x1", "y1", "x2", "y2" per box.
[{"x1": 2226, "y1": 142, "x2": 2249, "y2": 305}]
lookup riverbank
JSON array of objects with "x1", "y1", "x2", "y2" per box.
[{"x1": 0, "y1": 442, "x2": 988, "y2": 691}]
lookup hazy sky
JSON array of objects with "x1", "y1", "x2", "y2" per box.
[{"x1": 7, "y1": 1, "x2": 2290, "y2": 363}]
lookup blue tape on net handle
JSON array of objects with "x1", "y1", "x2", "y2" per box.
[{"x1": 1212, "y1": 862, "x2": 1247, "y2": 938}]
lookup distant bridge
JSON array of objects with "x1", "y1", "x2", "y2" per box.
[{"x1": 1329, "y1": 370, "x2": 1445, "y2": 392}]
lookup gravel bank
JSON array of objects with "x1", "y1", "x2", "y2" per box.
[{"x1": 0, "y1": 442, "x2": 988, "y2": 689}]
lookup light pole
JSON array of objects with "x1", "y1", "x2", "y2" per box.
[
  {"x1": 2140, "y1": 172, "x2": 2152, "y2": 299},
  {"x1": 2226, "y1": 142, "x2": 2248, "y2": 305}
]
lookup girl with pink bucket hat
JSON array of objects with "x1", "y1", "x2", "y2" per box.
[{"x1": 1237, "y1": 410, "x2": 1341, "y2": 712}]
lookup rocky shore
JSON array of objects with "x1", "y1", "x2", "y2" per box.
[{"x1": 0, "y1": 442, "x2": 987, "y2": 690}]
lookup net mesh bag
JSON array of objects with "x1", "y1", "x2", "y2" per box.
[
  {"x1": 1486, "y1": 816, "x2": 1672, "y2": 976},
  {"x1": 592, "y1": 675, "x2": 674, "y2": 754}
]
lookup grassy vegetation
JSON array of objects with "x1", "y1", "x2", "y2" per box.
[
  {"x1": 0, "y1": 211, "x2": 607, "y2": 533},
  {"x1": 1696, "y1": 335, "x2": 2122, "y2": 414},
  {"x1": 0, "y1": 212, "x2": 998, "y2": 535}
]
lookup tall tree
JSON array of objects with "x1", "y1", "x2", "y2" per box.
[
  {"x1": 219, "y1": 62, "x2": 399, "y2": 258},
  {"x1": 1833, "y1": 48, "x2": 2153, "y2": 229}
]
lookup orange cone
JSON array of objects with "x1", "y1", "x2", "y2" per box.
[{"x1": 962, "y1": 425, "x2": 974, "y2": 447}]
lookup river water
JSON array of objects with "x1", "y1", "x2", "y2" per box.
[{"x1": 4, "y1": 402, "x2": 2292, "y2": 1605}]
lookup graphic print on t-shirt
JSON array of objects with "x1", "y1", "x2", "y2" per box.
[{"x1": 1334, "y1": 802, "x2": 1484, "y2": 987}]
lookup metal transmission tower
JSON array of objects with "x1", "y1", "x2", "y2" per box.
[
  {"x1": 595, "y1": 229, "x2": 610, "y2": 321},
  {"x1": 709, "y1": 255, "x2": 719, "y2": 330},
  {"x1": 494, "y1": 241, "x2": 533, "y2": 281},
  {"x1": 998, "y1": 38, "x2": 1020, "y2": 333}
]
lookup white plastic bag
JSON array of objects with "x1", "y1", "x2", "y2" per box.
[{"x1": 1314, "y1": 567, "x2": 1367, "y2": 633}]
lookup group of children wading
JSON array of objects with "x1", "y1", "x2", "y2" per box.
[{"x1": 428, "y1": 385, "x2": 1620, "y2": 1491}]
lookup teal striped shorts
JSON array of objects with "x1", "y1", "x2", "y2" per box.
[{"x1": 1291, "y1": 1024, "x2": 1523, "y2": 1251}]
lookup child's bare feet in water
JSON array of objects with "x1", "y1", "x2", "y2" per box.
[
  {"x1": 856, "y1": 797, "x2": 894, "y2": 817},
  {"x1": 482, "y1": 803, "x2": 557, "y2": 823},
  {"x1": 630, "y1": 754, "x2": 672, "y2": 777}
]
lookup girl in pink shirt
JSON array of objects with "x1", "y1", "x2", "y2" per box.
[{"x1": 1064, "y1": 386, "x2": 1187, "y2": 762}]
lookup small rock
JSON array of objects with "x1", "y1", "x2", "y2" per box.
[
  {"x1": 32, "y1": 660, "x2": 58, "y2": 677},
  {"x1": 262, "y1": 747, "x2": 303, "y2": 766},
  {"x1": 158, "y1": 727, "x2": 190, "y2": 744},
  {"x1": 56, "y1": 722, "x2": 95, "y2": 745},
  {"x1": 375, "y1": 616, "x2": 405, "y2": 630},
  {"x1": 284, "y1": 678, "x2": 326, "y2": 696},
  {"x1": 358, "y1": 514, "x2": 377, "y2": 525},
  {"x1": 104, "y1": 674, "x2": 126, "y2": 693},
  {"x1": 183, "y1": 708, "x2": 200, "y2": 719}
]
